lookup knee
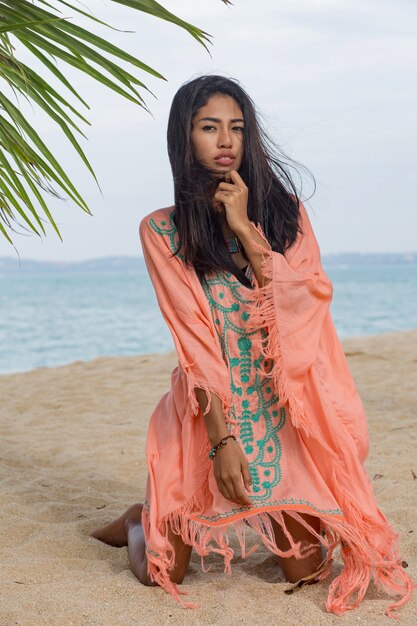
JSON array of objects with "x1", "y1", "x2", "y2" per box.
[
  {"x1": 141, "y1": 578, "x2": 159, "y2": 587},
  {"x1": 138, "y1": 565, "x2": 187, "y2": 587},
  {"x1": 137, "y1": 563, "x2": 158, "y2": 587},
  {"x1": 284, "y1": 570, "x2": 301, "y2": 584},
  {"x1": 138, "y1": 571, "x2": 158, "y2": 587},
  {"x1": 168, "y1": 569, "x2": 187, "y2": 585}
]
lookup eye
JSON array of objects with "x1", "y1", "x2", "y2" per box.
[
  {"x1": 201, "y1": 125, "x2": 217, "y2": 131},
  {"x1": 232, "y1": 126, "x2": 244, "y2": 133}
]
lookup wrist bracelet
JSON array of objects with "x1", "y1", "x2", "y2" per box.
[
  {"x1": 225, "y1": 236, "x2": 242, "y2": 254},
  {"x1": 208, "y1": 435, "x2": 237, "y2": 460}
]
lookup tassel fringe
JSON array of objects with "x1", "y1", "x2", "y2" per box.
[
  {"x1": 180, "y1": 360, "x2": 234, "y2": 425},
  {"x1": 142, "y1": 488, "x2": 413, "y2": 616},
  {"x1": 237, "y1": 223, "x2": 413, "y2": 616},
  {"x1": 145, "y1": 221, "x2": 414, "y2": 616}
]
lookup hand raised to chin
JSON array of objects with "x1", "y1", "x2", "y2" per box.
[{"x1": 213, "y1": 170, "x2": 251, "y2": 235}]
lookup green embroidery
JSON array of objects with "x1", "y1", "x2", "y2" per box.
[
  {"x1": 193, "y1": 499, "x2": 343, "y2": 523},
  {"x1": 146, "y1": 548, "x2": 160, "y2": 557},
  {"x1": 147, "y1": 210, "x2": 337, "y2": 517},
  {"x1": 149, "y1": 209, "x2": 184, "y2": 260},
  {"x1": 201, "y1": 272, "x2": 287, "y2": 504}
]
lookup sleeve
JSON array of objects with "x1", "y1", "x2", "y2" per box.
[
  {"x1": 246, "y1": 201, "x2": 334, "y2": 420},
  {"x1": 139, "y1": 215, "x2": 232, "y2": 419},
  {"x1": 246, "y1": 201, "x2": 369, "y2": 459}
]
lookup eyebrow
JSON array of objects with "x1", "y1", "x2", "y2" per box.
[{"x1": 196, "y1": 116, "x2": 244, "y2": 123}]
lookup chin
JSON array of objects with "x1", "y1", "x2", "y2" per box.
[
  {"x1": 212, "y1": 166, "x2": 233, "y2": 176},
  {"x1": 203, "y1": 167, "x2": 227, "y2": 180}
]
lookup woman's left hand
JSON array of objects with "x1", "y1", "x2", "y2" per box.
[{"x1": 213, "y1": 170, "x2": 251, "y2": 235}]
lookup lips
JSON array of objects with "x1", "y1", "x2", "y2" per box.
[{"x1": 214, "y1": 152, "x2": 235, "y2": 165}]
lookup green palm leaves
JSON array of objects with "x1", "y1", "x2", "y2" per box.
[{"x1": 0, "y1": 0, "x2": 230, "y2": 245}]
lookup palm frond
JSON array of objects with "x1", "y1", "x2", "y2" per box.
[{"x1": 0, "y1": 0, "x2": 230, "y2": 245}]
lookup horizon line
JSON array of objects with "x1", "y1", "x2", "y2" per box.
[{"x1": 1, "y1": 251, "x2": 417, "y2": 265}]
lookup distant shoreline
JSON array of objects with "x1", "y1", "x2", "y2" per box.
[
  {"x1": 2, "y1": 255, "x2": 416, "y2": 375},
  {"x1": 1, "y1": 252, "x2": 416, "y2": 273}
]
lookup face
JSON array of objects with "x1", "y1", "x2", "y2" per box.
[{"x1": 191, "y1": 94, "x2": 244, "y2": 176}]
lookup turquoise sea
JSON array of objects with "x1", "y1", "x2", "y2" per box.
[{"x1": 1, "y1": 255, "x2": 416, "y2": 375}]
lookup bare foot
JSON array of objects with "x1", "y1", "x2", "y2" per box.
[{"x1": 90, "y1": 503, "x2": 143, "y2": 547}]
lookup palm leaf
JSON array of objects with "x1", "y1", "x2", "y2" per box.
[{"x1": 0, "y1": 0, "x2": 231, "y2": 245}]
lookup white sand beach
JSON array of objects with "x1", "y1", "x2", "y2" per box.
[{"x1": 1, "y1": 329, "x2": 416, "y2": 625}]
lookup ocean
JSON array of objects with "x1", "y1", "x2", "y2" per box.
[{"x1": 1, "y1": 255, "x2": 416, "y2": 375}]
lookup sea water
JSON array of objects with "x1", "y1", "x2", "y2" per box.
[{"x1": 1, "y1": 259, "x2": 416, "y2": 374}]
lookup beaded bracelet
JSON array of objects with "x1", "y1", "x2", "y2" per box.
[
  {"x1": 208, "y1": 434, "x2": 237, "y2": 460},
  {"x1": 225, "y1": 236, "x2": 242, "y2": 254}
]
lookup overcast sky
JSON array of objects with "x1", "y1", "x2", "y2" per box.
[{"x1": 3, "y1": 0, "x2": 416, "y2": 261}]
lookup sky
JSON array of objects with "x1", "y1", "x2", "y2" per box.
[{"x1": 2, "y1": 0, "x2": 416, "y2": 261}]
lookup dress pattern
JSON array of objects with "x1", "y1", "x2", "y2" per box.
[
  {"x1": 149, "y1": 210, "x2": 343, "y2": 520},
  {"x1": 201, "y1": 270, "x2": 286, "y2": 504},
  {"x1": 138, "y1": 206, "x2": 413, "y2": 617}
]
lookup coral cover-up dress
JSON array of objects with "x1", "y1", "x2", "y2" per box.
[{"x1": 138, "y1": 203, "x2": 412, "y2": 617}]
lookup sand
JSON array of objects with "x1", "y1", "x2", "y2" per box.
[{"x1": 1, "y1": 329, "x2": 416, "y2": 625}]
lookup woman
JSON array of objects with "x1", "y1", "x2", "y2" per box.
[{"x1": 91, "y1": 75, "x2": 412, "y2": 616}]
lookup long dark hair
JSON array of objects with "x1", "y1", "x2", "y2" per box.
[{"x1": 167, "y1": 74, "x2": 314, "y2": 287}]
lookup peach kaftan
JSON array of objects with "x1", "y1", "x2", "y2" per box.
[{"x1": 138, "y1": 203, "x2": 412, "y2": 616}]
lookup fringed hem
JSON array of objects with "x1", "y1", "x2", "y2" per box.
[
  {"x1": 225, "y1": 221, "x2": 413, "y2": 616},
  {"x1": 144, "y1": 220, "x2": 413, "y2": 615},
  {"x1": 179, "y1": 361, "x2": 233, "y2": 424},
  {"x1": 141, "y1": 494, "x2": 413, "y2": 616}
]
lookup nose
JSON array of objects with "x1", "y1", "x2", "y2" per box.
[{"x1": 218, "y1": 127, "x2": 232, "y2": 149}]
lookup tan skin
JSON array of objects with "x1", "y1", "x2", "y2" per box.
[{"x1": 90, "y1": 94, "x2": 323, "y2": 587}]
